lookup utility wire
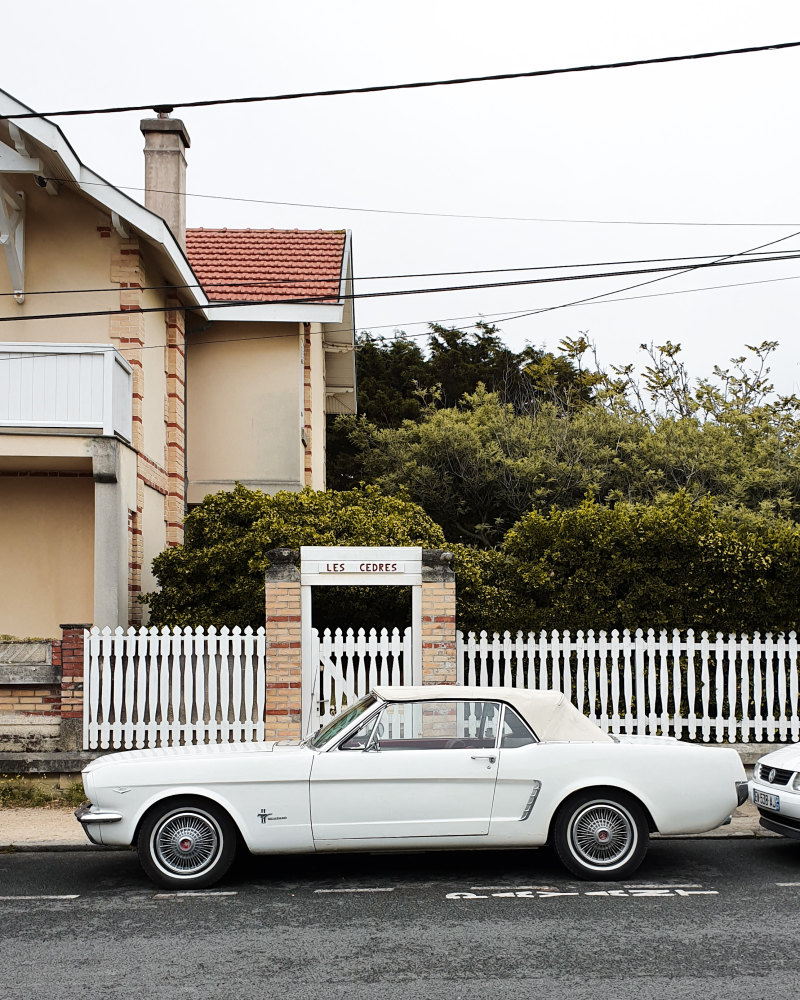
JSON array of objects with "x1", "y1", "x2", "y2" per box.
[
  {"x1": 4, "y1": 41, "x2": 799, "y2": 120},
  {"x1": 44, "y1": 177, "x2": 800, "y2": 228},
  {"x1": 3, "y1": 271, "x2": 800, "y2": 362},
  {"x1": 3, "y1": 250, "x2": 800, "y2": 324},
  {"x1": 2, "y1": 248, "x2": 796, "y2": 300},
  {"x1": 494, "y1": 228, "x2": 800, "y2": 323}
]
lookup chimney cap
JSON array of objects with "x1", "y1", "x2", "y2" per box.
[{"x1": 140, "y1": 117, "x2": 191, "y2": 149}]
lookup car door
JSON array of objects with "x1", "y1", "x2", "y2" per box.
[{"x1": 310, "y1": 699, "x2": 501, "y2": 842}]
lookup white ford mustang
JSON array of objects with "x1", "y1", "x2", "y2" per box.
[{"x1": 76, "y1": 685, "x2": 748, "y2": 888}]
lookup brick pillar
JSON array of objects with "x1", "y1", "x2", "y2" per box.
[
  {"x1": 59, "y1": 624, "x2": 91, "y2": 750},
  {"x1": 421, "y1": 550, "x2": 457, "y2": 684},
  {"x1": 264, "y1": 549, "x2": 303, "y2": 739}
]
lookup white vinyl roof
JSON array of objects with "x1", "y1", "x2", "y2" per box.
[{"x1": 371, "y1": 685, "x2": 613, "y2": 743}]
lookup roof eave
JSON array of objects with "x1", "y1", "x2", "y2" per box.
[{"x1": 0, "y1": 88, "x2": 209, "y2": 315}]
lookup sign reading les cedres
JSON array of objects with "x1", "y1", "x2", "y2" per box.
[{"x1": 321, "y1": 561, "x2": 403, "y2": 574}]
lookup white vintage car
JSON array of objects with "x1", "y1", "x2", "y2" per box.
[
  {"x1": 750, "y1": 745, "x2": 800, "y2": 839},
  {"x1": 76, "y1": 685, "x2": 748, "y2": 888}
]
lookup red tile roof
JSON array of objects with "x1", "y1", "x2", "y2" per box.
[{"x1": 185, "y1": 228, "x2": 347, "y2": 303}]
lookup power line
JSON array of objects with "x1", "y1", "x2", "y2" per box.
[
  {"x1": 48, "y1": 177, "x2": 800, "y2": 228},
  {"x1": 3, "y1": 249, "x2": 800, "y2": 324},
  {"x1": 493, "y1": 229, "x2": 800, "y2": 324},
  {"x1": 3, "y1": 248, "x2": 797, "y2": 300},
  {"x1": 3, "y1": 42, "x2": 799, "y2": 121},
  {"x1": 4, "y1": 271, "x2": 800, "y2": 363},
  {"x1": 348, "y1": 273, "x2": 800, "y2": 336}
]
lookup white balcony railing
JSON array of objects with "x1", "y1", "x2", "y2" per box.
[{"x1": 0, "y1": 343, "x2": 133, "y2": 442}]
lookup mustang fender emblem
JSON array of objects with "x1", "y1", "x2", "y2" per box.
[
  {"x1": 258, "y1": 810, "x2": 287, "y2": 823},
  {"x1": 112, "y1": 787, "x2": 132, "y2": 795}
]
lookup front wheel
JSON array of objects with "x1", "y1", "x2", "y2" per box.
[
  {"x1": 137, "y1": 797, "x2": 237, "y2": 889},
  {"x1": 553, "y1": 790, "x2": 649, "y2": 880}
]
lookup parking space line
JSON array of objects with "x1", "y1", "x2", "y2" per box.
[
  {"x1": 153, "y1": 891, "x2": 238, "y2": 899},
  {"x1": 0, "y1": 894, "x2": 80, "y2": 900},
  {"x1": 314, "y1": 887, "x2": 395, "y2": 894}
]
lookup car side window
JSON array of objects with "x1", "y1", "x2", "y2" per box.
[
  {"x1": 339, "y1": 714, "x2": 380, "y2": 751},
  {"x1": 373, "y1": 700, "x2": 500, "y2": 751},
  {"x1": 500, "y1": 706, "x2": 537, "y2": 748}
]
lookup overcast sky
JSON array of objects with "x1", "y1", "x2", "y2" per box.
[{"x1": 5, "y1": 1, "x2": 800, "y2": 395}]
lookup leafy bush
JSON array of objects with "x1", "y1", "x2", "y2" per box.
[
  {"x1": 0, "y1": 775, "x2": 85, "y2": 808},
  {"x1": 501, "y1": 491, "x2": 800, "y2": 633},
  {"x1": 143, "y1": 484, "x2": 446, "y2": 629}
]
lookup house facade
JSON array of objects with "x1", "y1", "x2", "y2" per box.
[{"x1": 0, "y1": 88, "x2": 354, "y2": 647}]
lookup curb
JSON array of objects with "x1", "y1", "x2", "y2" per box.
[{"x1": 0, "y1": 843, "x2": 131, "y2": 852}]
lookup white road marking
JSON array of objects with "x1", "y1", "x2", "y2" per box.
[
  {"x1": 314, "y1": 887, "x2": 395, "y2": 894},
  {"x1": 624, "y1": 884, "x2": 702, "y2": 889},
  {"x1": 447, "y1": 887, "x2": 719, "y2": 900},
  {"x1": 471, "y1": 885, "x2": 557, "y2": 891},
  {"x1": 153, "y1": 891, "x2": 238, "y2": 899},
  {"x1": 776, "y1": 882, "x2": 800, "y2": 886},
  {"x1": 0, "y1": 894, "x2": 79, "y2": 901}
]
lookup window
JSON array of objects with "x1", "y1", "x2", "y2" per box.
[
  {"x1": 309, "y1": 693, "x2": 378, "y2": 749},
  {"x1": 366, "y1": 700, "x2": 501, "y2": 751},
  {"x1": 499, "y1": 705, "x2": 536, "y2": 748}
]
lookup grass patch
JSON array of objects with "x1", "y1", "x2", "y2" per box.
[{"x1": 0, "y1": 775, "x2": 85, "y2": 808}]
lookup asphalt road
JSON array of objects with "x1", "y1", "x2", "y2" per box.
[{"x1": 1, "y1": 840, "x2": 800, "y2": 1000}]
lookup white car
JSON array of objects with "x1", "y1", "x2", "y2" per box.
[
  {"x1": 76, "y1": 685, "x2": 747, "y2": 888},
  {"x1": 750, "y1": 746, "x2": 800, "y2": 839}
]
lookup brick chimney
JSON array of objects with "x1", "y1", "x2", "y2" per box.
[{"x1": 140, "y1": 110, "x2": 190, "y2": 249}]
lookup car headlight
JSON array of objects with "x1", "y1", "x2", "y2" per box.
[
  {"x1": 792, "y1": 773, "x2": 800, "y2": 792},
  {"x1": 753, "y1": 762, "x2": 761, "y2": 782}
]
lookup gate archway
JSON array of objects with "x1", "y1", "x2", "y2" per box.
[
  {"x1": 263, "y1": 546, "x2": 456, "y2": 739},
  {"x1": 300, "y1": 546, "x2": 423, "y2": 733}
]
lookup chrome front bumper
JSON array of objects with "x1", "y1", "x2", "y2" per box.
[{"x1": 74, "y1": 804, "x2": 122, "y2": 846}]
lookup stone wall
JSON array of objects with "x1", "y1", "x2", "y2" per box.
[{"x1": 0, "y1": 625, "x2": 88, "y2": 752}]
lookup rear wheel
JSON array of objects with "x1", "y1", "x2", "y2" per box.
[
  {"x1": 553, "y1": 790, "x2": 648, "y2": 880},
  {"x1": 137, "y1": 797, "x2": 237, "y2": 889}
]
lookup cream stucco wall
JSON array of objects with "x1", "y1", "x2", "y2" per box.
[
  {"x1": 0, "y1": 476, "x2": 94, "y2": 638},
  {"x1": 141, "y1": 482, "x2": 167, "y2": 609},
  {"x1": 0, "y1": 176, "x2": 118, "y2": 339},
  {"x1": 186, "y1": 321, "x2": 303, "y2": 504}
]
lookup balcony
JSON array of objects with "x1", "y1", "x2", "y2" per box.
[{"x1": 0, "y1": 343, "x2": 132, "y2": 442}]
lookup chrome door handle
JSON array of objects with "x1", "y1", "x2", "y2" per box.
[{"x1": 471, "y1": 755, "x2": 496, "y2": 764}]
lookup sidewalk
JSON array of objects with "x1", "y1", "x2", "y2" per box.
[{"x1": 0, "y1": 798, "x2": 777, "y2": 852}]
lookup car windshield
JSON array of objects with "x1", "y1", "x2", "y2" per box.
[{"x1": 308, "y1": 693, "x2": 379, "y2": 749}]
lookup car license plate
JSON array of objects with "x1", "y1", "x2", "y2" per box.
[{"x1": 753, "y1": 788, "x2": 780, "y2": 812}]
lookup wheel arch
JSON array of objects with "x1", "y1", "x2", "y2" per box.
[
  {"x1": 546, "y1": 784, "x2": 657, "y2": 845},
  {"x1": 131, "y1": 788, "x2": 248, "y2": 847}
]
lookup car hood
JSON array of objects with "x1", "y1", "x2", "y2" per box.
[
  {"x1": 756, "y1": 744, "x2": 800, "y2": 770},
  {"x1": 83, "y1": 740, "x2": 305, "y2": 774}
]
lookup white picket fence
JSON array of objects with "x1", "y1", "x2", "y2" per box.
[
  {"x1": 458, "y1": 629, "x2": 800, "y2": 744},
  {"x1": 84, "y1": 626, "x2": 266, "y2": 749},
  {"x1": 84, "y1": 625, "x2": 800, "y2": 748},
  {"x1": 310, "y1": 626, "x2": 415, "y2": 731}
]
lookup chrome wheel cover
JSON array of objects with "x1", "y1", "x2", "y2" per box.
[
  {"x1": 150, "y1": 809, "x2": 223, "y2": 879},
  {"x1": 568, "y1": 801, "x2": 637, "y2": 871}
]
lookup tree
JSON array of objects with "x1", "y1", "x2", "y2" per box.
[
  {"x1": 143, "y1": 484, "x2": 445, "y2": 629},
  {"x1": 326, "y1": 324, "x2": 593, "y2": 489},
  {"x1": 333, "y1": 338, "x2": 800, "y2": 541}
]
